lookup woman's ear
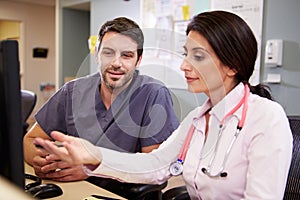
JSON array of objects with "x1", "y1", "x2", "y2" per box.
[
  {"x1": 228, "y1": 69, "x2": 237, "y2": 77},
  {"x1": 225, "y1": 66, "x2": 237, "y2": 77}
]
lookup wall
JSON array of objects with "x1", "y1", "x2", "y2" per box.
[
  {"x1": 263, "y1": 0, "x2": 300, "y2": 115},
  {"x1": 62, "y1": 8, "x2": 90, "y2": 84},
  {"x1": 2, "y1": 0, "x2": 298, "y2": 117},
  {"x1": 0, "y1": 1, "x2": 55, "y2": 111},
  {"x1": 0, "y1": 20, "x2": 21, "y2": 78},
  {"x1": 88, "y1": 0, "x2": 141, "y2": 73},
  {"x1": 192, "y1": 0, "x2": 300, "y2": 115},
  {"x1": 0, "y1": 20, "x2": 20, "y2": 39},
  {"x1": 90, "y1": 0, "x2": 141, "y2": 35}
]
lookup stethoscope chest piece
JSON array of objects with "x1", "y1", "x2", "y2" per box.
[{"x1": 169, "y1": 159, "x2": 184, "y2": 176}]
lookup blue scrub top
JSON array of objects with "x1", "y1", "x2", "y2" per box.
[{"x1": 35, "y1": 71, "x2": 179, "y2": 152}]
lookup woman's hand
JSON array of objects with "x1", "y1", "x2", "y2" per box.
[{"x1": 33, "y1": 131, "x2": 102, "y2": 166}]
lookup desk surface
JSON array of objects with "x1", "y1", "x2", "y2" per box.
[
  {"x1": 25, "y1": 163, "x2": 125, "y2": 200},
  {"x1": 0, "y1": 176, "x2": 33, "y2": 199},
  {"x1": 0, "y1": 163, "x2": 184, "y2": 199}
]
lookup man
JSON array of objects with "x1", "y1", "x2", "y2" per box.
[{"x1": 23, "y1": 17, "x2": 179, "y2": 182}]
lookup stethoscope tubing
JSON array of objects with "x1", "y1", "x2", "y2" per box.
[
  {"x1": 171, "y1": 84, "x2": 250, "y2": 178},
  {"x1": 202, "y1": 84, "x2": 250, "y2": 178}
]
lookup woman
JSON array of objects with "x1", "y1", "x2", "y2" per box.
[{"x1": 35, "y1": 11, "x2": 293, "y2": 199}]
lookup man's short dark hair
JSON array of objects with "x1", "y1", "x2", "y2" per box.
[{"x1": 98, "y1": 17, "x2": 144, "y2": 60}]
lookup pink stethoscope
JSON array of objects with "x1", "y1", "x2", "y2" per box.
[{"x1": 169, "y1": 84, "x2": 250, "y2": 178}]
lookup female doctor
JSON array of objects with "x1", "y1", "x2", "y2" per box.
[{"x1": 34, "y1": 11, "x2": 293, "y2": 199}]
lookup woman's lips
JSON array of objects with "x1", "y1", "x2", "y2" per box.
[{"x1": 185, "y1": 76, "x2": 198, "y2": 83}]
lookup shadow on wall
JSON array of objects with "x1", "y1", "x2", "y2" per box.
[{"x1": 170, "y1": 88, "x2": 206, "y2": 122}]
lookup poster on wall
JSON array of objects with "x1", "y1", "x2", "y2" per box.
[
  {"x1": 211, "y1": 0, "x2": 264, "y2": 85},
  {"x1": 140, "y1": 0, "x2": 193, "y2": 89}
]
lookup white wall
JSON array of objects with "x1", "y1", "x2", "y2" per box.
[
  {"x1": 0, "y1": 1, "x2": 55, "y2": 111},
  {"x1": 90, "y1": 0, "x2": 141, "y2": 36},
  {"x1": 86, "y1": 0, "x2": 141, "y2": 73}
]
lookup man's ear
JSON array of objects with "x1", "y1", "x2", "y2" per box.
[
  {"x1": 135, "y1": 55, "x2": 143, "y2": 68},
  {"x1": 94, "y1": 46, "x2": 99, "y2": 64}
]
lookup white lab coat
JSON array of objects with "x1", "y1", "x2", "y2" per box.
[{"x1": 85, "y1": 83, "x2": 293, "y2": 200}]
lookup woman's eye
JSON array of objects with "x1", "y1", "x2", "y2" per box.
[
  {"x1": 181, "y1": 52, "x2": 204, "y2": 61},
  {"x1": 194, "y1": 55, "x2": 204, "y2": 61}
]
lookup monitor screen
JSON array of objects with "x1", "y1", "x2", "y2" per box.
[{"x1": 0, "y1": 40, "x2": 25, "y2": 189}]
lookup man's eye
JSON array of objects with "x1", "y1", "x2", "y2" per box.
[
  {"x1": 102, "y1": 50, "x2": 114, "y2": 56},
  {"x1": 122, "y1": 53, "x2": 134, "y2": 58}
]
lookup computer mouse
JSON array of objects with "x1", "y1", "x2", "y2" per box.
[{"x1": 27, "y1": 183, "x2": 63, "y2": 199}]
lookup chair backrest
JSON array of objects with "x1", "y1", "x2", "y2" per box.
[
  {"x1": 284, "y1": 115, "x2": 300, "y2": 200},
  {"x1": 21, "y1": 90, "x2": 37, "y2": 134}
]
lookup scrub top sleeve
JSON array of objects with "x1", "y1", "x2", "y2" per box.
[
  {"x1": 139, "y1": 87, "x2": 179, "y2": 147},
  {"x1": 244, "y1": 104, "x2": 293, "y2": 200},
  {"x1": 35, "y1": 85, "x2": 68, "y2": 136}
]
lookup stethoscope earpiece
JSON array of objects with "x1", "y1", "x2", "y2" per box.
[{"x1": 220, "y1": 172, "x2": 228, "y2": 177}]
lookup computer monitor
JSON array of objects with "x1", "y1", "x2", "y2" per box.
[{"x1": 0, "y1": 40, "x2": 25, "y2": 189}]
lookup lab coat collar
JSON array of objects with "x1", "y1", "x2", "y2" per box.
[
  {"x1": 192, "y1": 99, "x2": 212, "y2": 131},
  {"x1": 209, "y1": 83, "x2": 245, "y2": 124}
]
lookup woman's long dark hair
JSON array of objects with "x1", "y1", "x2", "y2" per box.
[{"x1": 187, "y1": 11, "x2": 273, "y2": 100}]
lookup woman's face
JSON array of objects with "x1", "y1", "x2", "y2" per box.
[{"x1": 180, "y1": 30, "x2": 236, "y2": 100}]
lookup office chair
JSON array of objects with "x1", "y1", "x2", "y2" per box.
[
  {"x1": 87, "y1": 176, "x2": 167, "y2": 200},
  {"x1": 21, "y1": 89, "x2": 37, "y2": 135},
  {"x1": 284, "y1": 115, "x2": 300, "y2": 200},
  {"x1": 162, "y1": 185, "x2": 190, "y2": 200}
]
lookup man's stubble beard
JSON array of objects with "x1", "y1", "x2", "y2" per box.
[{"x1": 102, "y1": 69, "x2": 135, "y2": 91}]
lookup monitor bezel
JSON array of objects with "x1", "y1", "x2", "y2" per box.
[{"x1": 0, "y1": 40, "x2": 25, "y2": 189}]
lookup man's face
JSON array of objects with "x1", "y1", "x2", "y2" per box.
[{"x1": 97, "y1": 32, "x2": 141, "y2": 91}]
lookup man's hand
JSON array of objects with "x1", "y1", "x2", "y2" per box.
[
  {"x1": 32, "y1": 142, "x2": 88, "y2": 181},
  {"x1": 33, "y1": 131, "x2": 102, "y2": 167},
  {"x1": 31, "y1": 146, "x2": 54, "y2": 179},
  {"x1": 41, "y1": 163, "x2": 88, "y2": 182}
]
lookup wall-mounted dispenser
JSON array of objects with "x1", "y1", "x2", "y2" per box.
[{"x1": 265, "y1": 39, "x2": 283, "y2": 67}]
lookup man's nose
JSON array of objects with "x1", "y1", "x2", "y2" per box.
[{"x1": 111, "y1": 55, "x2": 122, "y2": 67}]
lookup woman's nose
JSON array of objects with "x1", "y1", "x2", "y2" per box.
[{"x1": 180, "y1": 59, "x2": 192, "y2": 71}]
